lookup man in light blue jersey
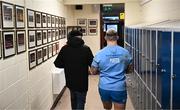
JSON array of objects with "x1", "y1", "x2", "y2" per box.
[{"x1": 91, "y1": 29, "x2": 132, "y2": 110}]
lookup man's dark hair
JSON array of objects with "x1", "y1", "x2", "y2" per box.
[{"x1": 68, "y1": 30, "x2": 83, "y2": 39}]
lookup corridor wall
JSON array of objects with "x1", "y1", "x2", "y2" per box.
[{"x1": 0, "y1": 0, "x2": 73, "y2": 109}]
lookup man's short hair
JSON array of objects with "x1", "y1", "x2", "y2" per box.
[
  {"x1": 105, "y1": 29, "x2": 119, "y2": 41},
  {"x1": 68, "y1": 30, "x2": 83, "y2": 39}
]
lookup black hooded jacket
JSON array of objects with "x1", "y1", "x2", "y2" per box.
[{"x1": 54, "y1": 37, "x2": 94, "y2": 92}]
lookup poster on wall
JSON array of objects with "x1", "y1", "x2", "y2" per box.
[
  {"x1": 42, "y1": 30, "x2": 48, "y2": 44},
  {"x1": 2, "y1": 31, "x2": 15, "y2": 58},
  {"x1": 47, "y1": 14, "x2": 51, "y2": 27},
  {"x1": 48, "y1": 44, "x2": 53, "y2": 58},
  {"x1": 29, "y1": 50, "x2": 36, "y2": 70},
  {"x1": 15, "y1": 5, "x2": 25, "y2": 28},
  {"x1": 52, "y1": 43, "x2": 56, "y2": 56},
  {"x1": 42, "y1": 13, "x2": 47, "y2": 28},
  {"x1": 51, "y1": 15, "x2": 55, "y2": 27},
  {"x1": 48, "y1": 30, "x2": 52, "y2": 42},
  {"x1": 36, "y1": 30, "x2": 42, "y2": 46},
  {"x1": 43, "y1": 46, "x2": 48, "y2": 61},
  {"x1": 0, "y1": 32, "x2": 2, "y2": 59},
  {"x1": 27, "y1": 9, "x2": 35, "y2": 28},
  {"x1": 35, "y1": 11, "x2": 41, "y2": 28},
  {"x1": 16, "y1": 30, "x2": 26, "y2": 54},
  {"x1": 88, "y1": 19, "x2": 97, "y2": 27},
  {"x1": 88, "y1": 27, "x2": 97, "y2": 36},
  {"x1": 56, "y1": 42, "x2": 59, "y2": 53},
  {"x1": 77, "y1": 19, "x2": 87, "y2": 27},
  {"x1": 2, "y1": 2, "x2": 14, "y2": 28},
  {"x1": 28, "y1": 30, "x2": 36, "y2": 49},
  {"x1": 52, "y1": 30, "x2": 56, "y2": 41},
  {"x1": 36, "y1": 48, "x2": 42, "y2": 65}
]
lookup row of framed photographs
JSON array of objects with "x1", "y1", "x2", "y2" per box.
[
  {"x1": 0, "y1": 1, "x2": 66, "y2": 29},
  {"x1": 0, "y1": 1, "x2": 25, "y2": 28},
  {"x1": 27, "y1": 9, "x2": 66, "y2": 28},
  {"x1": 28, "y1": 29, "x2": 66, "y2": 49},
  {"x1": 0, "y1": 31, "x2": 26, "y2": 59},
  {"x1": 77, "y1": 19, "x2": 97, "y2": 27},
  {"x1": 29, "y1": 42, "x2": 59, "y2": 70}
]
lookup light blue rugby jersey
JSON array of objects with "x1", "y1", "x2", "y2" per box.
[{"x1": 92, "y1": 45, "x2": 132, "y2": 91}]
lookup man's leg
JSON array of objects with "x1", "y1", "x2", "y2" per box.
[
  {"x1": 102, "y1": 101, "x2": 112, "y2": 110},
  {"x1": 76, "y1": 91, "x2": 87, "y2": 110},
  {"x1": 70, "y1": 90, "x2": 77, "y2": 109},
  {"x1": 114, "y1": 102, "x2": 126, "y2": 110}
]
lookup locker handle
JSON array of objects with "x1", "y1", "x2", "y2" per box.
[
  {"x1": 172, "y1": 74, "x2": 176, "y2": 79},
  {"x1": 161, "y1": 69, "x2": 166, "y2": 73}
]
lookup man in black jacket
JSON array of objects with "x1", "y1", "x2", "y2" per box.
[{"x1": 54, "y1": 30, "x2": 94, "y2": 110}]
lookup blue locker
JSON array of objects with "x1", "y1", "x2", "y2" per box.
[
  {"x1": 157, "y1": 31, "x2": 171, "y2": 109},
  {"x1": 146, "y1": 30, "x2": 151, "y2": 89},
  {"x1": 173, "y1": 32, "x2": 180, "y2": 109}
]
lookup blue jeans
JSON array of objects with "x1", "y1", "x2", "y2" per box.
[{"x1": 70, "y1": 89, "x2": 87, "y2": 110}]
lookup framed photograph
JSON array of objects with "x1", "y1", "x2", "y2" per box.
[
  {"x1": 55, "y1": 16, "x2": 58, "y2": 28},
  {"x1": 81, "y1": 27, "x2": 87, "y2": 36},
  {"x1": 47, "y1": 30, "x2": 52, "y2": 43},
  {"x1": 42, "y1": 13, "x2": 47, "y2": 28},
  {"x1": 2, "y1": 31, "x2": 15, "y2": 58},
  {"x1": 51, "y1": 15, "x2": 55, "y2": 27},
  {"x1": 77, "y1": 19, "x2": 87, "y2": 27},
  {"x1": 42, "y1": 30, "x2": 48, "y2": 44},
  {"x1": 36, "y1": 30, "x2": 42, "y2": 46},
  {"x1": 58, "y1": 17, "x2": 61, "y2": 28},
  {"x1": 56, "y1": 42, "x2": 60, "y2": 53},
  {"x1": 0, "y1": 32, "x2": 2, "y2": 59},
  {"x1": 36, "y1": 48, "x2": 43, "y2": 65},
  {"x1": 52, "y1": 43, "x2": 56, "y2": 56},
  {"x1": 55, "y1": 29, "x2": 59, "y2": 40},
  {"x1": 29, "y1": 50, "x2": 36, "y2": 70},
  {"x1": 52, "y1": 30, "x2": 56, "y2": 41},
  {"x1": 35, "y1": 11, "x2": 41, "y2": 28},
  {"x1": 15, "y1": 5, "x2": 25, "y2": 28},
  {"x1": 47, "y1": 14, "x2": 51, "y2": 27},
  {"x1": 27, "y1": 9, "x2": 35, "y2": 28},
  {"x1": 48, "y1": 44, "x2": 53, "y2": 58},
  {"x1": 28, "y1": 30, "x2": 36, "y2": 49},
  {"x1": 42, "y1": 46, "x2": 48, "y2": 61},
  {"x1": 59, "y1": 29, "x2": 62, "y2": 39},
  {"x1": 88, "y1": 27, "x2": 97, "y2": 36},
  {"x1": 16, "y1": 30, "x2": 26, "y2": 54},
  {"x1": 2, "y1": 2, "x2": 14, "y2": 28},
  {"x1": 88, "y1": 19, "x2": 97, "y2": 27}
]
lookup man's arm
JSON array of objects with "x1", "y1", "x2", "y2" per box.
[{"x1": 90, "y1": 66, "x2": 99, "y2": 75}]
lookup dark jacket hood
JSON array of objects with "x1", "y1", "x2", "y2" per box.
[{"x1": 67, "y1": 37, "x2": 84, "y2": 47}]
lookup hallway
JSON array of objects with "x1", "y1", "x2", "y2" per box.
[{"x1": 54, "y1": 75, "x2": 134, "y2": 110}]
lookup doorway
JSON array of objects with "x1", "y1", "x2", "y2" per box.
[{"x1": 100, "y1": 4, "x2": 125, "y2": 48}]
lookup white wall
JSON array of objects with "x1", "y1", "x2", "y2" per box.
[
  {"x1": 0, "y1": 0, "x2": 69, "y2": 110},
  {"x1": 141, "y1": 0, "x2": 180, "y2": 23},
  {"x1": 71, "y1": 5, "x2": 101, "y2": 54}
]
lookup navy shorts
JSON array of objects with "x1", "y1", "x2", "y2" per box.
[{"x1": 99, "y1": 88, "x2": 127, "y2": 104}]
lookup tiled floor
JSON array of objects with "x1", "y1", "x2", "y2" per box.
[{"x1": 54, "y1": 75, "x2": 134, "y2": 110}]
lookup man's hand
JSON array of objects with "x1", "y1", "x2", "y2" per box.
[{"x1": 90, "y1": 66, "x2": 99, "y2": 75}]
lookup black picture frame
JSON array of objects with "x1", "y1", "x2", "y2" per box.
[
  {"x1": 35, "y1": 11, "x2": 41, "y2": 28},
  {"x1": 47, "y1": 14, "x2": 51, "y2": 28},
  {"x1": 56, "y1": 42, "x2": 60, "y2": 54},
  {"x1": 42, "y1": 13, "x2": 47, "y2": 28},
  {"x1": 52, "y1": 43, "x2": 56, "y2": 56},
  {"x1": 27, "y1": 9, "x2": 35, "y2": 28},
  {"x1": 88, "y1": 19, "x2": 97, "y2": 27},
  {"x1": 15, "y1": 5, "x2": 25, "y2": 28},
  {"x1": 55, "y1": 16, "x2": 58, "y2": 28},
  {"x1": 2, "y1": 31, "x2": 15, "y2": 58},
  {"x1": 28, "y1": 30, "x2": 36, "y2": 49},
  {"x1": 51, "y1": 15, "x2": 55, "y2": 28},
  {"x1": 58, "y1": 17, "x2": 61, "y2": 28},
  {"x1": 42, "y1": 30, "x2": 48, "y2": 44},
  {"x1": 77, "y1": 19, "x2": 87, "y2": 27},
  {"x1": 47, "y1": 30, "x2": 52, "y2": 43},
  {"x1": 36, "y1": 48, "x2": 43, "y2": 65},
  {"x1": 48, "y1": 44, "x2": 53, "y2": 58},
  {"x1": 55, "y1": 29, "x2": 59, "y2": 40},
  {"x1": 16, "y1": 30, "x2": 26, "y2": 54},
  {"x1": 52, "y1": 29, "x2": 56, "y2": 41},
  {"x1": 29, "y1": 50, "x2": 36, "y2": 70},
  {"x1": 36, "y1": 30, "x2": 42, "y2": 46},
  {"x1": 42, "y1": 46, "x2": 48, "y2": 62},
  {"x1": 1, "y1": 2, "x2": 15, "y2": 29},
  {"x1": 88, "y1": 27, "x2": 97, "y2": 36},
  {"x1": 59, "y1": 29, "x2": 62, "y2": 39}
]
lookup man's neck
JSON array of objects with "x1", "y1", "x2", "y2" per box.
[{"x1": 107, "y1": 40, "x2": 117, "y2": 46}]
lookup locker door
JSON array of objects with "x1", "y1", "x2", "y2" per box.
[
  {"x1": 157, "y1": 31, "x2": 171, "y2": 109},
  {"x1": 173, "y1": 32, "x2": 180, "y2": 109}
]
